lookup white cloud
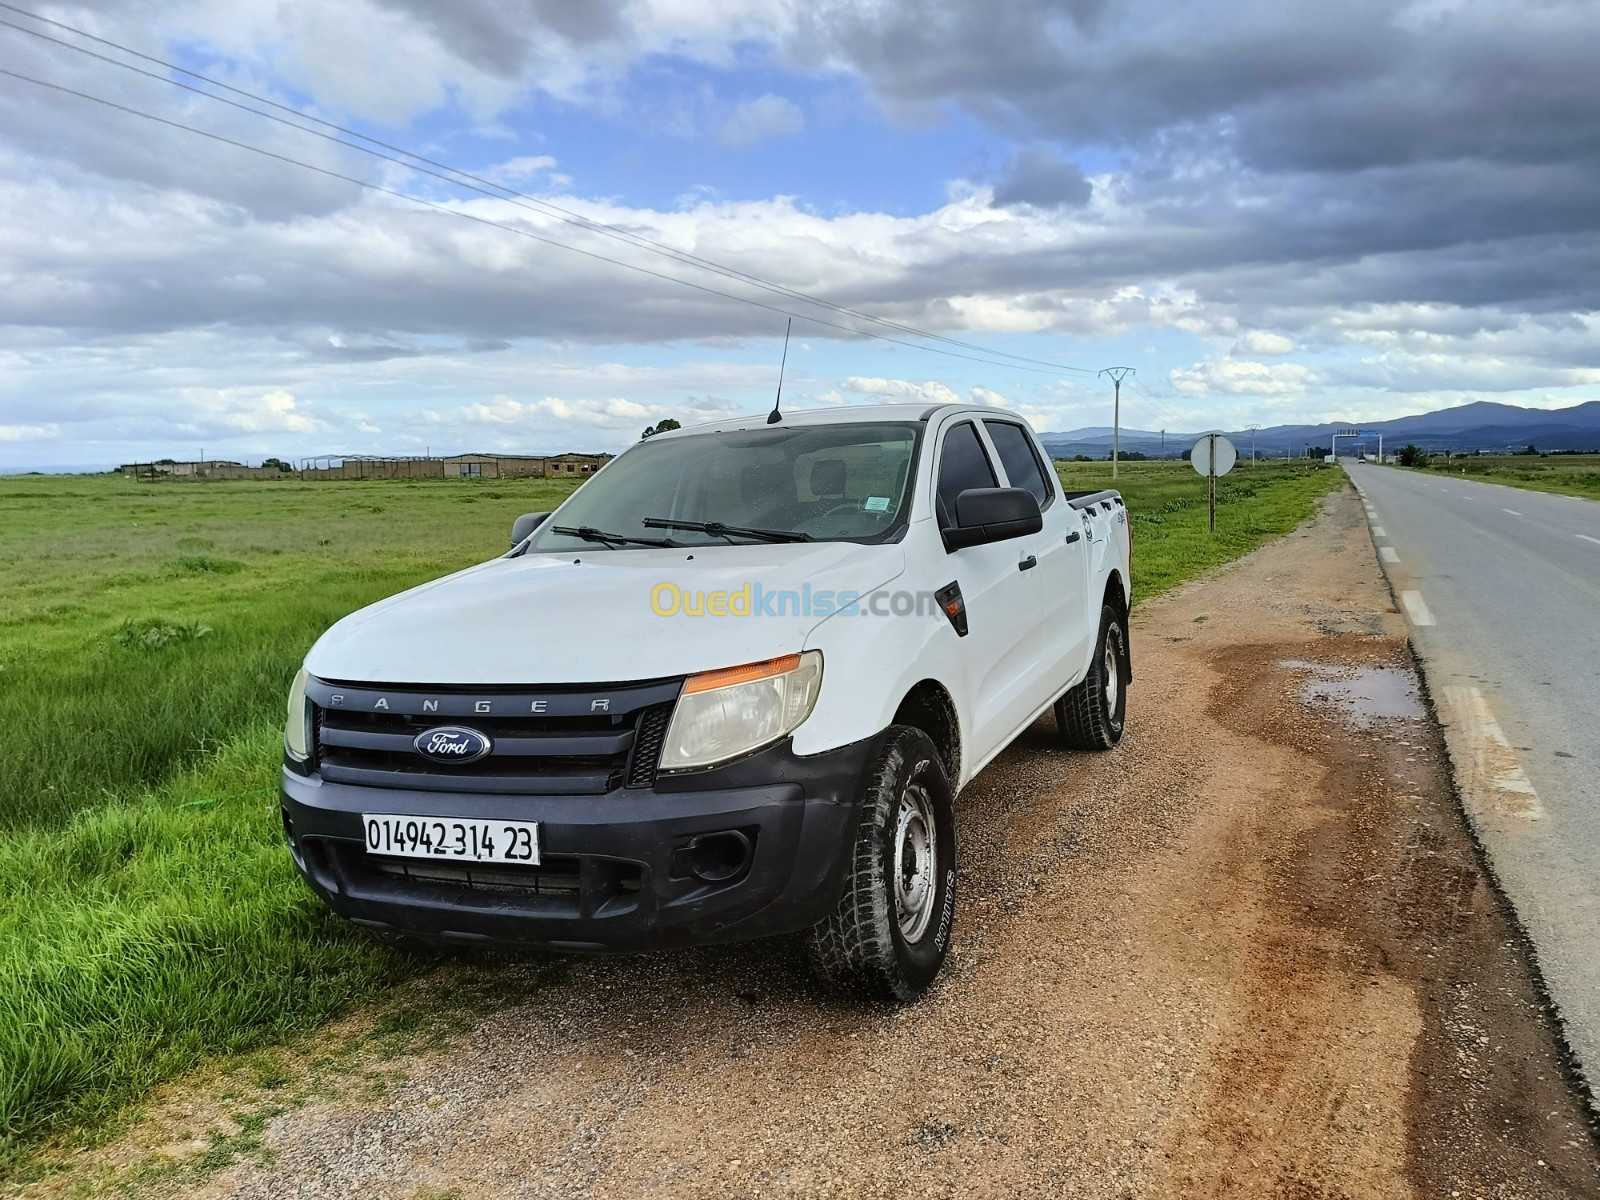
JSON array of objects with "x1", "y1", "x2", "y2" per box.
[
  {"x1": 485, "y1": 156, "x2": 570, "y2": 187},
  {"x1": 202, "y1": 388, "x2": 323, "y2": 434},
  {"x1": 1234, "y1": 331, "x2": 1296, "y2": 356},
  {"x1": 716, "y1": 94, "x2": 805, "y2": 149},
  {"x1": 1170, "y1": 359, "x2": 1318, "y2": 397},
  {"x1": 842, "y1": 377, "x2": 961, "y2": 405},
  {"x1": 0, "y1": 422, "x2": 59, "y2": 442},
  {"x1": 447, "y1": 396, "x2": 654, "y2": 427},
  {"x1": 840, "y1": 378, "x2": 1020, "y2": 409}
]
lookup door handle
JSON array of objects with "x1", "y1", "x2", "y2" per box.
[
  {"x1": 1018, "y1": 555, "x2": 1038, "y2": 572},
  {"x1": 1063, "y1": 531, "x2": 1081, "y2": 544}
]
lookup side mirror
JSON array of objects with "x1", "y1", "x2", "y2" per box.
[
  {"x1": 511, "y1": 511, "x2": 552, "y2": 548},
  {"x1": 943, "y1": 487, "x2": 1042, "y2": 550}
]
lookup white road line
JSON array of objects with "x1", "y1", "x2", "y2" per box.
[
  {"x1": 1380, "y1": 546, "x2": 1400, "y2": 564},
  {"x1": 1578, "y1": 534, "x2": 1600, "y2": 547},
  {"x1": 1441, "y1": 686, "x2": 1545, "y2": 821},
  {"x1": 1401, "y1": 590, "x2": 1435, "y2": 625},
  {"x1": 1371, "y1": 526, "x2": 1386, "y2": 537},
  {"x1": 1502, "y1": 508, "x2": 1522, "y2": 516}
]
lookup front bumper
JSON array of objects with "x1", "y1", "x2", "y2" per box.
[{"x1": 280, "y1": 733, "x2": 879, "y2": 952}]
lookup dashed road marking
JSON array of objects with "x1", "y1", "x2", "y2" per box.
[
  {"x1": 1578, "y1": 534, "x2": 1600, "y2": 547},
  {"x1": 1442, "y1": 686, "x2": 1545, "y2": 821},
  {"x1": 1380, "y1": 546, "x2": 1400, "y2": 563},
  {"x1": 1502, "y1": 508, "x2": 1522, "y2": 516},
  {"x1": 1371, "y1": 525, "x2": 1386, "y2": 537},
  {"x1": 1401, "y1": 590, "x2": 1435, "y2": 625}
]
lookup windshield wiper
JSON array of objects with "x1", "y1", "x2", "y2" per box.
[
  {"x1": 642, "y1": 517, "x2": 812, "y2": 544},
  {"x1": 549, "y1": 525, "x2": 680, "y2": 548}
]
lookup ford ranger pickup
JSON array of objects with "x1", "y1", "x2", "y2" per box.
[{"x1": 281, "y1": 403, "x2": 1132, "y2": 999}]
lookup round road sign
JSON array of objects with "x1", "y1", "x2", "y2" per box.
[{"x1": 1191, "y1": 433, "x2": 1238, "y2": 478}]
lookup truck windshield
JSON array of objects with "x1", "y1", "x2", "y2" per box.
[{"x1": 529, "y1": 422, "x2": 922, "y2": 551}]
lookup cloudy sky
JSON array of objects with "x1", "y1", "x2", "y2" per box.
[{"x1": 1, "y1": 0, "x2": 1597, "y2": 468}]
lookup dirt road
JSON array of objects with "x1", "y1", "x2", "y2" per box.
[{"x1": 30, "y1": 483, "x2": 1600, "y2": 1198}]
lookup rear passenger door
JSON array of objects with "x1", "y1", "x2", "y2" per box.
[
  {"x1": 933, "y1": 419, "x2": 1042, "y2": 765},
  {"x1": 982, "y1": 419, "x2": 1091, "y2": 704}
]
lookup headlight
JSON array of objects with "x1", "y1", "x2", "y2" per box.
[
  {"x1": 659, "y1": 651, "x2": 822, "y2": 771},
  {"x1": 285, "y1": 667, "x2": 312, "y2": 762}
]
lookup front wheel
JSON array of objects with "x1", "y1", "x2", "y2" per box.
[
  {"x1": 806, "y1": 726, "x2": 957, "y2": 1002},
  {"x1": 1055, "y1": 604, "x2": 1128, "y2": 750}
]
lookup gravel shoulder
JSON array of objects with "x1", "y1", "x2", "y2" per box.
[{"x1": 14, "y1": 482, "x2": 1598, "y2": 1199}]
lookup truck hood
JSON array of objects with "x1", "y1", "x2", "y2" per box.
[{"x1": 305, "y1": 540, "x2": 907, "y2": 685}]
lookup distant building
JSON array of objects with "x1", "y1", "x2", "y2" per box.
[
  {"x1": 123, "y1": 451, "x2": 613, "y2": 481},
  {"x1": 546, "y1": 453, "x2": 607, "y2": 476},
  {"x1": 120, "y1": 459, "x2": 288, "y2": 481},
  {"x1": 298, "y1": 452, "x2": 612, "y2": 481}
]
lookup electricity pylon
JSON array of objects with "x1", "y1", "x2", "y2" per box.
[{"x1": 1099, "y1": 367, "x2": 1136, "y2": 479}]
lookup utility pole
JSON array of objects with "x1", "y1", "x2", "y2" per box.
[
  {"x1": 1160, "y1": 429, "x2": 1165, "y2": 460},
  {"x1": 1098, "y1": 367, "x2": 1135, "y2": 479},
  {"x1": 1246, "y1": 423, "x2": 1260, "y2": 466}
]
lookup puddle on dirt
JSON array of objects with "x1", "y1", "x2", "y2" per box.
[{"x1": 1279, "y1": 659, "x2": 1424, "y2": 726}]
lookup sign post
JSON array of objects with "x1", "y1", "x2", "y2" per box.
[{"x1": 1190, "y1": 432, "x2": 1238, "y2": 532}]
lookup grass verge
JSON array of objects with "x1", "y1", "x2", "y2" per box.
[
  {"x1": 1054, "y1": 458, "x2": 1343, "y2": 602},
  {"x1": 1401, "y1": 452, "x2": 1600, "y2": 502},
  {"x1": 0, "y1": 460, "x2": 1341, "y2": 1173},
  {"x1": 0, "y1": 726, "x2": 422, "y2": 1173}
]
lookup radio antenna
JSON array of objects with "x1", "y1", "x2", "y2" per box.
[{"x1": 767, "y1": 318, "x2": 792, "y2": 424}]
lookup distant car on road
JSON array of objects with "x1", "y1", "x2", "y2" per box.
[{"x1": 279, "y1": 404, "x2": 1132, "y2": 999}]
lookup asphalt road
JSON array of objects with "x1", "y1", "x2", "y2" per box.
[{"x1": 1346, "y1": 460, "x2": 1600, "y2": 1090}]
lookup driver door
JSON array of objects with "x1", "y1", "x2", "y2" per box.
[{"x1": 933, "y1": 419, "x2": 1042, "y2": 766}]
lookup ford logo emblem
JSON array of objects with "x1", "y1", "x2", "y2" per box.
[{"x1": 412, "y1": 726, "x2": 493, "y2": 764}]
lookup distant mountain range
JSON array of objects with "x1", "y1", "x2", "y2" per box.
[{"x1": 1038, "y1": 400, "x2": 1600, "y2": 459}]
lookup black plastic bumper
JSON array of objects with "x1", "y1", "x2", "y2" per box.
[{"x1": 280, "y1": 733, "x2": 879, "y2": 952}]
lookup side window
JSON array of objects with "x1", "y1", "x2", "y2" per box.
[
  {"x1": 935, "y1": 421, "x2": 998, "y2": 528},
  {"x1": 983, "y1": 421, "x2": 1053, "y2": 509}
]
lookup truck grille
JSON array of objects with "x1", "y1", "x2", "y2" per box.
[{"x1": 306, "y1": 678, "x2": 682, "y2": 795}]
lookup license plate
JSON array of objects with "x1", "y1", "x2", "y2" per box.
[{"x1": 362, "y1": 814, "x2": 540, "y2": 865}]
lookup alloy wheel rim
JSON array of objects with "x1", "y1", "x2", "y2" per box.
[
  {"x1": 894, "y1": 782, "x2": 937, "y2": 942},
  {"x1": 1104, "y1": 638, "x2": 1120, "y2": 711}
]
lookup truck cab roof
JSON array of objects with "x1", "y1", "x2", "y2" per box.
[{"x1": 651, "y1": 403, "x2": 1031, "y2": 439}]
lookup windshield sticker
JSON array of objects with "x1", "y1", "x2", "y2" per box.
[{"x1": 864, "y1": 496, "x2": 890, "y2": 512}]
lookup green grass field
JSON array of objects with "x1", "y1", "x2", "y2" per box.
[
  {"x1": 1406, "y1": 452, "x2": 1600, "y2": 501},
  {"x1": 1057, "y1": 457, "x2": 1341, "y2": 599},
  {"x1": 0, "y1": 458, "x2": 1340, "y2": 1169}
]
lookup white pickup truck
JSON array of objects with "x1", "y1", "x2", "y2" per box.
[{"x1": 281, "y1": 403, "x2": 1131, "y2": 999}]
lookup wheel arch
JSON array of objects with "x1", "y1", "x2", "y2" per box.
[
  {"x1": 1102, "y1": 570, "x2": 1131, "y2": 684},
  {"x1": 890, "y1": 679, "x2": 962, "y2": 786}
]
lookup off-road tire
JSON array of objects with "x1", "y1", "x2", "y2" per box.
[
  {"x1": 806, "y1": 726, "x2": 957, "y2": 1002},
  {"x1": 1055, "y1": 604, "x2": 1128, "y2": 751}
]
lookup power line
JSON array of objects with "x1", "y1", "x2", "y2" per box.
[
  {"x1": 1119, "y1": 394, "x2": 1174, "y2": 428},
  {"x1": 0, "y1": 3, "x2": 1102, "y2": 379},
  {"x1": 1130, "y1": 373, "x2": 1183, "y2": 416},
  {"x1": 0, "y1": 64, "x2": 1110, "y2": 380},
  {"x1": 1130, "y1": 374, "x2": 1191, "y2": 429}
]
